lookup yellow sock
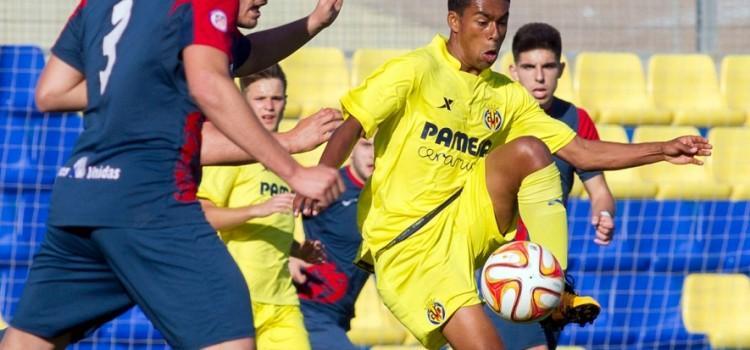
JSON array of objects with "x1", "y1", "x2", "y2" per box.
[{"x1": 517, "y1": 163, "x2": 568, "y2": 269}]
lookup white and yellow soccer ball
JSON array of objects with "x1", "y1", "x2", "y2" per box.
[{"x1": 480, "y1": 241, "x2": 564, "y2": 322}]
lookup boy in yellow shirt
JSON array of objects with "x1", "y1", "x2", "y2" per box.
[
  {"x1": 296, "y1": 1, "x2": 712, "y2": 349},
  {"x1": 199, "y1": 64, "x2": 340, "y2": 350}
]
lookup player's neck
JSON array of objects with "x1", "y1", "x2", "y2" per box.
[{"x1": 446, "y1": 36, "x2": 481, "y2": 75}]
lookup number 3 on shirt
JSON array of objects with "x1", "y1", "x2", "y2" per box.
[{"x1": 99, "y1": 0, "x2": 133, "y2": 95}]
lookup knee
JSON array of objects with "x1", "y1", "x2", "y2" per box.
[{"x1": 509, "y1": 136, "x2": 553, "y2": 169}]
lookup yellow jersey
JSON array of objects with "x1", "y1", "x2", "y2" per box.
[
  {"x1": 341, "y1": 35, "x2": 576, "y2": 261},
  {"x1": 198, "y1": 163, "x2": 298, "y2": 305}
]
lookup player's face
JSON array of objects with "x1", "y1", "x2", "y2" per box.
[
  {"x1": 244, "y1": 78, "x2": 286, "y2": 132},
  {"x1": 237, "y1": 0, "x2": 268, "y2": 29},
  {"x1": 350, "y1": 138, "x2": 374, "y2": 181},
  {"x1": 448, "y1": 0, "x2": 509, "y2": 74},
  {"x1": 510, "y1": 48, "x2": 564, "y2": 110}
]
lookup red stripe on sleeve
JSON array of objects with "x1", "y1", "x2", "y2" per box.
[
  {"x1": 576, "y1": 108, "x2": 600, "y2": 141},
  {"x1": 190, "y1": 0, "x2": 238, "y2": 57},
  {"x1": 69, "y1": 0, "x2": 88, "y2": 20}
]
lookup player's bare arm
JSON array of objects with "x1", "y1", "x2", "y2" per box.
[
  {"x1": 556, "y1": 135, "x2": 713, "y2": 171},
  {"x1": 184, "y1": 45, "x2": 343, "y2": 207},
  {"x1": 35, "y1": 55, "x2": 87, "y2": 112},
  {"x1": 294, "y1": 116, "x2": 363, "y2": 216},
  {"x1": 199, "y1": 193, "x2": 294, "y2": 230},
  {"x1": 234, "y1": 0, "x2": 343, "y2": 76},
  {"x1": 201, "y1": 108, "x2": 342, "y2": 165},
  {"x1": 582, "y1": 175, "x2": 616, "y2": 245}
]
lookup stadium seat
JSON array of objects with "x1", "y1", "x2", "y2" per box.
[
  {"x1": 493, "y1": 52, "x2": 575, "y2": 103},
  {"x1": 351, "y1": 48, "x2": 410, "y2": 87},
  {"x1": 348, "y1": 276, "x2": 408, "y2": 346},
  {"x1": 574, "y1": 52, "x2": 670, "y2": 124},
  {"x1": 632, "y1": 126, "x2": 731, "y2": 199},
  {"x1": 706, "y1": 127, "x2": 750, "y2": 200},
  {"x1": 682, "y1": 273, "x2": 750, "y2": 348},
  {"x1": 280, "y1": 47, "x2": 350, "y2": 118},
  {"x1": 720, "y1": 55, "x2": 750, "y2": 124},
  {"x1": 0, "y1": 45, "x2": 45, "y2": 111},
  {"x1": 594, "y1": 125, "x2": 658, "y2": 198},
  {"x1": 648, "y1": 54, "x2": 744, "y2": 126}
]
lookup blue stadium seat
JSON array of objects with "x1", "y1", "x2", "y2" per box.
[
  {"x1": 0, "y1": 45, "x2": 45, "y2": 111},
  {"x1": 0, "y1": 110, "x2": 82, "y2": 188},
  {"x1": 0, "y1": 189, "x2": 46, "y2": 265}
]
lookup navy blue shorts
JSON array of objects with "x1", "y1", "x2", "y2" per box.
[
  {"x1": 11, "y1": 223, "x2": 254, "y2": 349},
  {"x1": 483, "y1": 305, "x2": 549, "y2": 350}
]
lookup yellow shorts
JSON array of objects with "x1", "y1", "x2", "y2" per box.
[
  {"x1": 374, "y1": 159, "x2": 513, "y2": 349},
  {"x1": 253, "y1": 302, "x2": 311, "y2": 350}
]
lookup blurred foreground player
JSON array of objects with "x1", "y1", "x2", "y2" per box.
[{"x1": 1, "y1": 0, "x2": 344, "y2": 348}]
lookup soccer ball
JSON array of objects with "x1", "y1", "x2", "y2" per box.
[{"x1": 480, "y1": 241, "x2": 564, "y2": 323}]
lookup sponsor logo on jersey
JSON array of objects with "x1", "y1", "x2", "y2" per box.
[
  {"x1": 483, "y1": 107, "x2": 503, "y2": 132},
  {"x1": 210, "y1": 9, "x2": 228, "y2": 32},
  {"x1": 420, "y1": 121, "x2": 492, "y2": 157},
  {"x1": 260, "y1": 182, "x2": 290, "y2": 196},
  {"x1": 73, "y1": 156, "x2": 88, "y2": 179},
  {"x1": 426, "y1": 299, "x2": 446, "y2": 325},
  {"x1": 65, "y1": 156, "x2": 121, "y2": 180},
  {"x1": 438, "y1": 97, "x2": 454, "y2": 111}
]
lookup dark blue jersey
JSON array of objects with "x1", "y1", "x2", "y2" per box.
[
  {"x1": 48, "y1": 0, "x2": 249, "y2": 227},
  {"x1": 299, "y1": 166, "x2": 371, "y2": 330},
  {"x1": 547, "y1": 97, "x2": 602, "y2": 204}
]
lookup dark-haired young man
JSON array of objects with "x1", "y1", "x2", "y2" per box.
[
  {"x1": 483, "y1": 22, "x2": 616, "y2": 350},
  {"x1": 296, "y1": 1, "x2": 711, "y2": 349}
]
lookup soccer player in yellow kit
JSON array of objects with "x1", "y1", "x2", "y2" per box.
[
  {"x1": 296, "y1": 1, "x2": 712, "y2": 349},
  {"x1": 199, "y1": 65, "x2": 340, "y2": 350}
]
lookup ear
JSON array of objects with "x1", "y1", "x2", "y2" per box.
[
  {"x1": 509, "y1": 64, "x2": 519, "y2": 81},
  {"x1": 447, "y1": 10, "x2": 461, "y2": 33},
  {"x1": 557, "y1": 61, "x2": 566, "y2": 79}
]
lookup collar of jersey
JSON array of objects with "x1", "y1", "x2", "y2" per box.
[{"x1": 429, "y1": 35, "x2": 493, "y2": 79}]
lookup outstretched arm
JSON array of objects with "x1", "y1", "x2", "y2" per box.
[
  {"x1": 201, "y1": 108, "x2": 342, "y2": 165},
  {"x1": 185, "y1": 45, "x2": 343, "y2": 206},
  {"x1": 35, "y1": 55, "x2": 86, "y2": 112},
  {"x1": 234, "y1": 0, "x2": 343, "y2": 76},
  {"x1": 582, "y1": 175, "x2": 615, "y2": 245},
  {"x1": 556, "y1": 135, "x2": 712, "y2": 172}
]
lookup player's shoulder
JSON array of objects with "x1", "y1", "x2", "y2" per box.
[{"x1": 379, "y1": 46, "x2": 434, "y2": 77}]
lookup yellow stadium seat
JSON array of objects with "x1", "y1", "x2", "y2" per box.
[
  {"x1": 348, "y1": 277, "x2": 408, "y2": 346},
  {"x1": 632, "y1": 126, "x2": 730, "y2": 199},
  {"x1": 682, "y1": 273, "x2": 750, "y2": 348},
  {"x1": 574, "y1": 52, "x2": 670, "y2": 125},
  {"x1": 351, "y1": 48, "x2": 410, "y2": 87},
  {"x1": 593, "y1": 125, "x2": 658, "y2": 198},
  {"x1": 706, "y1": 127, "x2": 750, "y2": 200},
  {"x1": 280, "y1": 47, "x2": 350, "y2": 118},
  {"x1": 648, "y1": 54, "x2": 744, "y2": 126},
  {"x1": 720, "y1": 55, "x2": 750, "y2": 125},
  {"x1": 494, "y1": 52, "x2": 575, "y2": 103}
]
